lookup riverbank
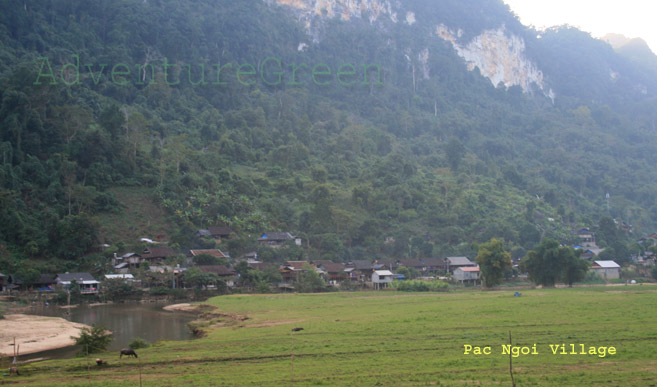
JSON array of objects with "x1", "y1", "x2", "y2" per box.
[
  {"x1": 162, "y1": 303, "x2": 200, "y2": 312},
  {"x1": 0, "y1": 314, "x2": 90, "y2": 356},
  {"x1": 11, "y1": 286, "x2": 657, "y2": 386}
]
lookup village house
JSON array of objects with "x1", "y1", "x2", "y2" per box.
[
  {"x1": 575, "y1": 228, "x2": 596, "y2": 247},
  {"x1": 578, "y1": 246, "x2": 605, "y2": 260},
  {"x1": 398, "y1": 259, "x2": 426, "y2": 273},
  {"x1": 372, "y1": 270, "x2": 394, "y2": 289},
  {"x1": 188, "y1": 249, "x2": 229, "y2": 265},
  {"x1": 348, "y1": 260, "x2": 376, "y2": 282},
  {"x1": 279, "y1": 261, "x2": 313, "y2": 284},
  {"x1": 197, "y1": 265, "x2": 237, "y2": 287},
  {"x1": 590, "y1": 260, "x2": 621, "y2": 280},
  {"x1": 196, "y1": 226, "x2": 234, "y2": 242},
  {"x1": 113, "y1": 252, "x2": 142, "y2": 272},
  {"x1": 313, "y1": 261, "x2": 347, "y2": 285},
  {"x1": 422, "y1": 258, "x2": 446, "y2": 273},
  {"x1": 374, "y1": 260, "x2": 398, "y2": 271},
  {"x1": 142, "y1": 246, "x2": 177, "y2": 264},
  {"x1": 56, "y1": 273, "x2": 100, "y2": 295},
  {"x1": 444, "y1": 257, "x2": 477, "y2": 274},
  {"x1": 453, "y1": 266, "x2": 480, "y2": 284},
  {"x1": 257, "y1": 232, "x2": 302, "y2": 248},
  {"x1": 33, "y1": 274, "x2": 57, "y2": 291}
]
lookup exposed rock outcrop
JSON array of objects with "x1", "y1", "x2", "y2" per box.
[{"x1": 436, "y1": 24, "x2": 550, "y2": 95}]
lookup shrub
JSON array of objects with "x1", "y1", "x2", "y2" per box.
[
  {"x1": 129, "y1": 337, "x2": 150, "y2": 349},
  {"x1": 72, "y1": 324, "x2": 112, "y2": 355},
  {"x1": 391, "y1": 280, "x2": 449, "y2": 292},
  {"x1": 102, "y1": 278, "x2": 141, "y2": 301}
]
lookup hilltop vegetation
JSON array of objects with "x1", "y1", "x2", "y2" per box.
[{"x1": 1, "y1": 0, "x2": 657, "y2": 276}]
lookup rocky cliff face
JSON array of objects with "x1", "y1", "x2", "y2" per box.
[
  {"x1": 436, "y1": 24, "x2": 549, "y2": 96},
  {"x1": 269, "y1": 0, "x2": 551, "y2": 96}
]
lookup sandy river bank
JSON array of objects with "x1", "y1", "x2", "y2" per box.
[{"x1": 0, "y1": 314, "x2": 90, "y2": 356}]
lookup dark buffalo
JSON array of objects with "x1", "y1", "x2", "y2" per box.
[
  {"x1": 120, "y1": 348, "x2": 138, "y2": 358},
  {"x1": 291, "y1": 327, "x2": 304, "y2": 332}
]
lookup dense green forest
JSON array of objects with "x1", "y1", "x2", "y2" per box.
[{"x1": 1, "y1": 0, "x2": 656, "y2": 280}]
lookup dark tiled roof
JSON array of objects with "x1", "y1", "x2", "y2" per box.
[
  {"x1": 319, "y1": 262, "x2": 346, "y2": 273},
  {"x1": 143, "y1": 247, "x2": 176, "y2": 259},
  {"x1": 446, "y1": 257, "x2": 475, "y2": 266},
  {"x1": 398, "y1": 259, "x2": 424, "y2": 268},
  {"x1": 36, "y1": 274, "x2": 56, "y2": 285},
  {"x1": 350, "y1": 260, "x2": 374, "y2": 270},
  {"x1": 197, "y1": 265, "x2": 236, "y2": 276}
]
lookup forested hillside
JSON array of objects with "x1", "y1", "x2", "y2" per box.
[{"x1": 2, "y1": 0, "x2": 657, "y2": 278}]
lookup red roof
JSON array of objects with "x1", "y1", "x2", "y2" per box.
[
  {"x1": 458, "y1": 267, "x2": 480, "y2": 272},
  {"x1": 319, "y1": 262, "x2": 346, "y2": 273}
]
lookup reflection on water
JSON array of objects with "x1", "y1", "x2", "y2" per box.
[{"x1": 24, "y1": 302, "x2": 195, "y2": 359}]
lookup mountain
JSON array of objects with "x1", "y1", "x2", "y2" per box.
[
  {"x1": 1, "y1": 0, "x2": 656, "y2": 278},
  {"x1": 603, "y1": 33, "x2": 657, "y2": 72}
]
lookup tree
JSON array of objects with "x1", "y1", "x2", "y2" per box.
[
  {"x1": 184, "y1": 267, "x2": 217, "y2": 289},
  {"x1": 521, "y1": 238, "x2": 577, "y2": 287},
  {"x1": 561, "y1": 250, "x2": 590, "y2": 287},
  {"x1": 445, "y1": 136, "x2": 465, "y2": 171},
  {"x1": 102, "y1": 278, "x2": 138, "y2": 301},
  {"x1": 50, "y1": 105, "x2": 92, "y2": 145},
  {"x1": 192, "y1": 253, "x2": 227, "y2": 266},
  {"x1": 396, "y1": 265, "x2": 420, "y2": 279},
  {"x1": 296, "y1": 264, "x2": 325, "y2": 293},
  {"x1": 72, "y1": 324, "x2": 112, "y2": 355},
  {"x1": 475, "y1": 238, "x2": 511, "y2": 288}
]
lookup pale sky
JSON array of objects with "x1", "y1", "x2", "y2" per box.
[{"x1": 503, "y1": 0, "x2": 657, "y2": 53}]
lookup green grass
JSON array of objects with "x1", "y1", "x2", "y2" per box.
[{"x1": 14, "y1": 286, "x2": 657, "y2": 386}]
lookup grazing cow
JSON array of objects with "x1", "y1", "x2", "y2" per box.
[
  {"x1": 8, "y1": 367, "x2": 19, "y2": 375},
  {"x1": 119, "y1": 348, "x2": 138, "y2": 358},
  {"x1": 291, "y1": 327, "x2": 304, "y2": 332}
]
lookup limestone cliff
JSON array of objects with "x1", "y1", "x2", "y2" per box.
[
  {"x1": 436, "y1": 24, "x2": 549, "y2": 95},
  {"x1": 268, "y1": 0, "x2": 551, "y2": 96}
]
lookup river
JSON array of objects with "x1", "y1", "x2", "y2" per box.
[{"x1": 22, "y1": 302, "x2": 196, "y2": 360}]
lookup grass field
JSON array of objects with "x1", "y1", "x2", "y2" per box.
[{"x1": 12, "y1": 286, "x2": 657, "y2": 386}]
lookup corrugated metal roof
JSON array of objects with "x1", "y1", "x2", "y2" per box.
[
  {"x1": 447, "y1": 257, "x2": 475, "y2": 266},
  {"x1": 105, "y1": 274, "x2": 135, "y2": 279},
  {"x1": 593, "y1": 260, "x2": 620, "y2": 268},
  {"x1": 374, "y1": 270, "x2": 394, "y2": 276}
]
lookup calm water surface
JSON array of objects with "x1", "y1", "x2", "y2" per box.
[{"x1": 22, "y1": 302, "x2": 195, "y2": 360}]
